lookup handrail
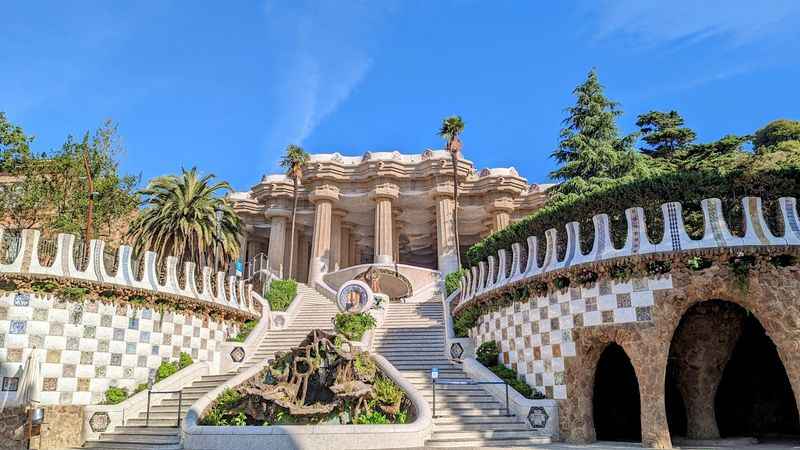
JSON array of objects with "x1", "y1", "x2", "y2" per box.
[
  {"x1": 145, "y1": 390, "x2": 183, "y2": 427},
  {"x1": 432, "y1": 378, "x2": 511, "y2": 418}
]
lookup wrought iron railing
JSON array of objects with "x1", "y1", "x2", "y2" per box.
[
  {"x1": 432, "y1": 377, "x2": 511, "y2": 418},
  {"x1": 145, "y1": 389, "x2": 184, "y2": 427}
]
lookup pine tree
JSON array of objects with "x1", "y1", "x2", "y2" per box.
[
  {"x1": 636, "y1": 110, "x2": 696, "y2": 158},
  {"x1": 549, "y1": 70, "x2": 639, "y2": 198}
]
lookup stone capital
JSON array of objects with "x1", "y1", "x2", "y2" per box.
[
  {"x1": 332, "y1": 209, "x2": 348, "y2": 218},
  {"x1": 308, "y1": 185, "x2": 340, "y2": 204},
  {"x1": 370, "y1": 183, "x2": 400, "y2": 201},
  {"x1": 432, "y1": 183, "x2": 455, "y2": 199},
  {"x1": 264, "y1": 207, "x2": 292, "y2": 219},
  {"x1": 490, "y1": 197, "x2": 515, "y2": 213}
]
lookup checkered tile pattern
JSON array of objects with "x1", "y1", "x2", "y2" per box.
[
  {"x1": 0, "y1": 292, "x2": 238, "y2": 405},
  {"x1": 473, "y1": 275, "x2": 672, "y2": 400}
]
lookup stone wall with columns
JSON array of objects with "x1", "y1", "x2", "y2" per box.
[{"x1": 453, "y1": 196, "x2": 800, "y2": 448}]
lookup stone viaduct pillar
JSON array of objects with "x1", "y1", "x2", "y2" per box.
[
  {"x1": 372, "y1": 184, "x2": 398, "y2": 265},
  {"x1": 308, "y1": 185, "x2": 339, "y2": 285}
]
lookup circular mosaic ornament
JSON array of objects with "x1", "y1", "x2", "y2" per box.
[{"x1": 336, "y1": 280, "x2": 375, "y2": 314}]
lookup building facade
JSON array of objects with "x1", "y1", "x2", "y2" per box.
[{"x1": 231, "y1": 150, "x2": 550, "y2": 283}]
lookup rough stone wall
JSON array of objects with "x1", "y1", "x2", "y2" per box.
[
  {"x1": 0, "y1": 406, "x2": 26, "y2": 450},
  {"x1": 29, "y1": 406, "x2": 84, "y2": 450},
  {"x1": 0, "y1": 292, "x2": 237, "y2": 405},
  {"x1": 471, "y1": 254, "x2": 800, "y2": 449}
]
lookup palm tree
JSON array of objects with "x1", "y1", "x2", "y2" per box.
[
  {"x1": 127, "y1": 167, "x2": 241, "y2": 271},
  {"x1": 438, "y1": 115, "x2": 465, "y2": 269},
  {"x1": 280, "y1": 144, "x2": 310, "y2": 279}
]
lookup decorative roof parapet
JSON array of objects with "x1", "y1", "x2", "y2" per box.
[
  {"x1": 0, "y1": 228, "x2": 258, "y2": 319},
  {"x1": 456, "y1": 196, "x2": 800, "y2": 312}
]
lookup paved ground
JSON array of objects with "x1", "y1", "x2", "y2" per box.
[{"x1": 392, "y1": 438, "x2": 800, "y2": 450}]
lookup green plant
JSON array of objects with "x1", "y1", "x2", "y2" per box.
[
  {"x1": 770, "y1": 254, "x2": 797, "y2": 268},
  {"x1": 199, "y1": 389, "x2": 243, "y2": 426},
  {"x1": 609, "y1": 262, "x2": 636, "y2": 281},
  {"x1": 453, "y1": 304, "x2": 481, "y2": 338},
  {"x1": 488, "y1": 364, "x2": 540, "y2": 399},
  {"x1": 373, "y1": 376, "x2": 404, "y2": 407},
  {"x1": 553, "y1": 276, "x2": 570, "y2": 290},
  {"x1": 334, "y1": 312, "x2": 376, "y2": 341},
  {"x1": 354, "y1": 353, "x2": 377, "y2": 381},
  {"x1": 231, "y1": 320, "x2": 257, "y2": 342},
  {"x1": 476, "y1": 341, "x2": 500, "y2": 367},
  {"x1": 532, "y1": 281, "x2": 548, "y2": 296},
  {"x1": 685, "y1": 256, "x2": 712, "y2": 271},
  {"x1": 128, "y1": 295, "x2": 146, "y2": 305},
  {"x1": 395, "y1": 410, "x2": 408, "y2": 424},
  {"x1": 59, "y1": 286, "x2": 88, "y2": 302},
  {"x1": 134, "y1": 383, "x2": 148, "y2": 394},
  {"x1": 729, "y1": 253, "x2": 757, "y2": 291},
  {"x1": 445, "y1": 268, "x2": 467, "y2": 297},
  {"x1": 266, "y1": 279, "x2": 297, "y2": 312},
  {"x1": 155, "y1": 361, "x2": 178, "y2": 382},
  {"x1": 104, "y1": 386, "x2": 128, "y2": 405},
  {"x1": 178, "y1": 352, "x2": 193, "y2": 369},
  {"x1": 99, "y1": 289, "x2": 117, "y2": 298},
  {"x1": 230, "y1": 412, "x2": 247, "y2": 426},
  {"x1": 31, "y1": 280, "x2": 57, "y2": 293},
  {"x1": 354, "y1": 410, "x2": 389, "y2": 424},
  {"x1": 646, "y1": 260, "x2": 672, "y2": 276},
  {"x1": 0, "y1": 280, "x2": 17, "y2": 291}
]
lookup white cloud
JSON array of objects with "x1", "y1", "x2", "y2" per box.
[{"x1": 588, "y1": 0, "x2": 800, "y2": 46}]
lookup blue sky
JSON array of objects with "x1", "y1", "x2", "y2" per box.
[{"x1": 3, "y1": 1, "x2": 799, "y2": 191}]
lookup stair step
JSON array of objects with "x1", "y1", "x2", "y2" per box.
[
  {"x1": 98, "y1": 433, "x2": 180, "y2": 444},
  {"x1": 109, "y1": 427, "x2": 180, "y2": 435},
  {"x1": 434, "y1": 420, "x2": 528, "y2": 430},
  {"x1": 425, "y1": 437, "x2": 551, "y2": 447},
  {"x1": 125, "y1": 419, "x2": 179, "y2": 427},
  {"x1": 432, "y1": 429, "x2": 538, "y2": 440},
  {"x1": 83, "y1": 441, "x2": 181, "y2": 450}
]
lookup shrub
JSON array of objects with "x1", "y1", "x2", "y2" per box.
[
  {"x1": 453, "y1": 305, "x2": 481, "y2": 338},
  {"x1": 178, "y1": 352, "x2": 193, "y2": 370},
  {"x1": 646, "y1": 260, "x2": 672, "y2": 276},
  {"x1": 199, "y1": 389, "x2": 243, "y2": 426},
  {"x1": 354, "y1": 353, "x2": 377, "y2": 381},
  {"x1": 59, "y1": 287, "x2": 88, "y2": 302},
  {"x1": 354, "y1": 410, "x2": 389, "y2": 424},
  {"x1": 231, "y1": 320, "x2": 257, "y2": 343},
  {"x1": 374, "y1": 376, "x2": 404, "y2": 407},
  {"x1": 31, "y1": 281, "x2": 58, "y2": 293},
  {"x1": 0, "y1": 280, "x2": 17, "y2": 291},
  {"x1": 155, "y1": 361, "x2": 178, "y2": 383},
  {"x1": 575, "y1": 269, "x2": 598, "y2": 286},
  {"x1": 134, "y1": 383, "x2": 149, "y2": 394},
  {"x1": 266, "y1": 279, "x2": 297, "y2": 311},
  {"x1": 770, "y1": 254, "x2": 797, "y2": 268},
  {"x1": 334, "y1": 313, "x2": 376, "y2": 341},
  {"x1": 445, "y1": 269, "x2": 466, "y2": 297},
  {"x1": 685, "y1": 256, "x2": 712, "y2": 271},
  {"x1": 488, "y1": 364, "x2": 545, "y2": 399},
  {"x1": 553, "y1": 276, "x2": 570, "y2": 290},
  {"x1": 609, "y1": 262, "x2": 636, "y2": 281},
  {"x1": 476, "y1": 341, "x2": 500, "y2": 367},
  {"x1": 104, "y1": 386, "x2": 128, "y2": 405}
]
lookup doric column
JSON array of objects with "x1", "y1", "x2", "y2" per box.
[
  {"x1": 340, "y1": 225, "x2": 352, "y2": 269},
  {"x1": 297, "y1": 231, "x2": 309, "y2": 283},
  {"x1": 330, "y1": 210, "x2": 345, "y2": 271},
  {"x1": 308, "y1": 185, "x2": 340, "y2": 284},
  {"x1": 371, "y1": 184, "x2": 399, "y2": 264},
  {"x1": 266, "y1": 210, "x2": 289, "y2": 277},
  {"x1": 435, "y1": 193, "x2": 459, "y2": 274},
  {"x1": 349, "y1": 233, "x2": 359, "y2": 266},
  {"x1": 283, "y1": 225, "x2": 300, "y2": 280},
  {"x1": 490, "y1": 197, "x2": 514, "y2": 233}
]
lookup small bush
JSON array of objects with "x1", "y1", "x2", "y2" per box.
[
  {"x1": 646, "y1": 260, "x2": 672, "y2": 276},
  {"x1": 770, "y1": 254, "x2": 797, "y2": 268},
  {"x1": 476, "y1": 341, "x2": 500, "y2": 367},
  {"x1": 575, "y1": 269, "x2": 598, "y2": 286},
  {"x1": 178, "y1": 352, "x2": 193, "y2": 370},
  {"x1": 685, "y1": 256, "x2": 712, "y2": 271},
  {"x1": 134, "y1": 383, "x2": 149, "y2": 394},
  {"x1": 488, "y1": 364, "x2": 544, "y2": 399},
  {"x1": 374, "y1": 376, "x2": 404, "y2": 407},
  {"x1": 104, "y1": 386, "x2": 128, "y2": 405},
  {"x1": 553, "y1": 276, "x2": 570, "y2": 290},
  {"x1": 445, "y1": 269, "x2": 466, "y2": 297},
  {"x1": 59, "y1": 287, "x2": 88, "y2": 302},
  {"x1": 334, "y1": 313, "x2": 376, "y2": 341},
  {"x1": 231, "y1": 320, "x2": 257, "y2": 342},
  {"x1": 31, "y1": 281, "x2": 58, "y2": 293},
  {"x1": 453, "y1": 305, "x2": 481, "y2": 338},
  {"x1": 354, "y1": 353, "x2": 377, "y2": 381},
  {"x1": 199, "y1": 388, "x2": 243, "y2": 426},
  {"x1": 155, "y1": 361, "x2": 178, "y2": 383},
  {"x1": 609, "y1": 262, "x2": 636, "y2": 281},
  {"x1": 354, "y1": 410, "x2": 389, "y2": 424},
  {"x1": 266, "y1": 279, "x2": 297, "y2": 311},
  {"x1": 0, "y1": 280, "x2": 17, "y2": 291}
]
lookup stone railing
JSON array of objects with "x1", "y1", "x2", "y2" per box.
[
  {"x1": 0, "y1": 228, "x2": 259, "y2": 319},
  {"x1": 456, "y1": 196, "x2": 800, "y2": 312}
]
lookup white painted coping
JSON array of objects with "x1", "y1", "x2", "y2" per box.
[
  {"x1": 82, "y1": 362, "x2": 210, "y2": 441},
  {"x1": 461, "y1": 357, "x2": 559, "y2": 439},
  {"x1": 182, "y1": 354, "x2": 433, "y2": 450}
]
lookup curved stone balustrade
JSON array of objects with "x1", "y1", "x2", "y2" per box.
[
  {"x1": 0, "y1": 228, "x2": 259, "y2": 318},
  {"x1": 457, "y1": 196, "x2": 800, "y2": 311}
]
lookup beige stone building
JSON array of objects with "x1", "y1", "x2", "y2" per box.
[{"x1": 231, "y1": 149, "x2": 550, "y2": 284}]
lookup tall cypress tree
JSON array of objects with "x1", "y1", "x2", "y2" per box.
[
  {"x1": 636, "y1": 110, "x2": 696, "y2": 158},
  {"x1": 550, "y1": 69, "x2": 639, "y2": 198}
]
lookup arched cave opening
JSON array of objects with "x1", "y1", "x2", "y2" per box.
[
  {"x1": 593, "y1": 343, "x2": 642, "y2": 442},
  {"x1": 715, "y1": 314, "x2": 800, "y2": 439}
]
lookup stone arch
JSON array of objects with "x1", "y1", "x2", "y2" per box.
[{"x1": 593, "y1": 343, "x2": 641, "y2": 441}]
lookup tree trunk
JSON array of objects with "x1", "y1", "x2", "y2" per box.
[
  {"x1": 450, "y1": 151, "x2": 461, "y2": 269},
  {"x1": 287, "y1": 176, "x2": 299, "y2": 280}
]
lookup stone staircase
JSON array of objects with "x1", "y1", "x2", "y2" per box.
[
  {"x1": 372, "y1": 299, "x2": 548, "y2": 448},
  {"x1": 77, "y1": 282, "x2": 338, "y2": 450}
]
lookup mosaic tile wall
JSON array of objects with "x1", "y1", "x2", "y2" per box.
[
  {"x1": 472, "y1": 275, "x2": 673, "y2": 400},
  {"x1": 0, "y1": 292, "x2": 238, "y2": 405}
]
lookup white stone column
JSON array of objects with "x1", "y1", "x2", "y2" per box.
[
  {"x1": 297, "y1": 231, "x2": 310, "y2": 283},
  {"x1": 372, "y1": 184, "x2": 398, "y2": 265},
  {"x1": 436, "y1": 194, "x2": 459, "y2": 274},
  {"x1": 266, "y1": 211, "x2": 290, "y2": 277},
  {"x1": 330, "y1": 210, "x2": 345, "y2": 272},
  {"x1": 340, "y1": 225, "x2": 352, "y2": 270},
  {"x1": 308, "y1": 186, "x2": 339, "y2": 284}
]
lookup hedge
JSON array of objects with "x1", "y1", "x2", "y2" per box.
[
  {"x1": 465, "y1": 167, "x2": 800, "y2": 268},
  {"x1": 266, "y1": 279, "x2": 297, "y2": 312}
]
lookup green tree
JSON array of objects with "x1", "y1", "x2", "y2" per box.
[
  {"x1": 127, "y1": 167, "x2": 241, "y2": 270},
  {"x1": 677, "y1": 134, "x2": 750, "y2": 173},
  {"x1": 0, "y1": 112, "x2": 33, "y2": 173},
  {"x1": 636, "y1": 110, "x2": 696, "y2": 158},
  {"x1": 279, "y1": 144, "x2": 309, "y2": 278},
  {"x1": 549, "y1": 70, "x2": 640, "y2": 199},
  {"x1": 438, "y1": 115, "x2": 465, "y2": 269},
  {"x1": 752, "y1": 119, "x2": 800, "y2": 154}
]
